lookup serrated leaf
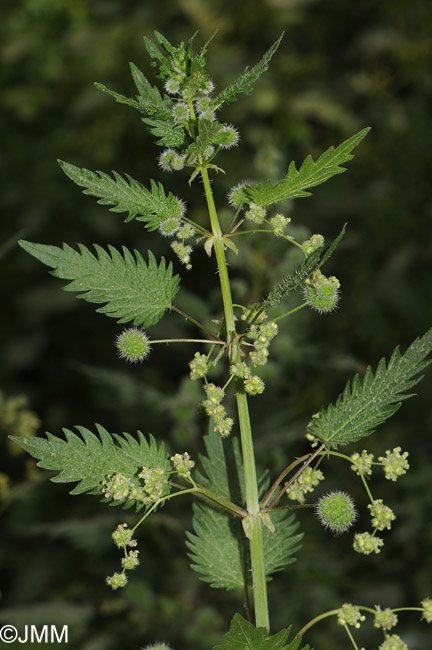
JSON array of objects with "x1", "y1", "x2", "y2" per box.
[
  {"x1": 244, "y1": 128, "x2": 370, "y2": 207},
  {"x1": 186, "y1": 503, "x2": 249, "y2": 590},
  {"x1": 186, "y1": 426, "x2": 248, "y2": 590},
  {"x1": 9, "y1": 425, "x2": 170, "y2": 509},
  {"x1": 262, "y1": 224, "x2": 346, "y2": 308},
  {"x1": 215, "y1": 34, "x2": 284, "y2": 107},
  {"x1": 94, "y1": 82, "x2": 144, "y2": 111},
  {"x1": 262, "y1": 510, "x2": 302, "y2": 578},
  {"x1": 186, "y1": 428, "x2": 302, "y2": 590},
  {"x1": 309, "y1": 327, "x2": 432, "y2": 449},
  {"x1": 59, "y1": 160, "x2": 184, "y2": 228},
  {"x1": 141, "y1": 117, "x2": 185, "y2": 147},
  {"x1": 19, "y1": 240, "x2": 180, "y2": 327},
  {"x1": 214, "y1": 614, "x2": 310, "y2": 650},
  {"x1": 129, "y1": 62, "x2": 164, "y2": 111}
]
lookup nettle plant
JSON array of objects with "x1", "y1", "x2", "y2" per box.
[{"x1": 13, "y1": 32, "x2": 432, "y2": 650}]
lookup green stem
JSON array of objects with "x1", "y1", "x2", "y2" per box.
[
  {"x1": 298, "y1": 609, "x2": 340, "y2": 635},
  {"x1": 170, "y1": 304, "x2": 223, "y2": 343},
  {"x1": 201, "y1": 165, "x2": 270, "y2": 631}
]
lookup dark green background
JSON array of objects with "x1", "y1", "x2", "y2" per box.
[{"x1": 1, "y1": 1, "x2": 431, "y2": 648}]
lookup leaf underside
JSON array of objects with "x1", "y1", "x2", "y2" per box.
[
  {"x1": 186, "y1": 428, "x2": 302, "y2": 591},
  {"x1": 243, "y1": 128, "x2": 370, "y2": 208},
  {"x1": 214, "y1": 613, "x2": 310, "y2": 650},
  {"x1": 19, "y1": 240, "x2": 180, "y2": 328},
  {"x1": 309, "y1": 326, "x2": 432, "y2": 449},
  {"x1": 9, "y1": 425, "x2": 170, "y2": 511}
]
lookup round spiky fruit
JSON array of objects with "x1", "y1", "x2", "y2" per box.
[
  {"x1": 315, "y1": 490, "x2": 357, "y2": 534},
  {"x1": 115, "y1": 328, "x2": 151, "y2": 363}
]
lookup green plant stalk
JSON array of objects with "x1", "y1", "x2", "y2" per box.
[{"x1": 201, "y1": 165, "x2": 270, "y2": 631}]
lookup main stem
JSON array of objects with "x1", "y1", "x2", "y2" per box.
[{"x1": 201, "y1": 167, "x2": 270, "y2": 631}]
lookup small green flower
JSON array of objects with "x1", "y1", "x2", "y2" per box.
[
  {"x1": 316, "y1": 491, "x2": 357, "y2": 534},
  {"x1": 121, "y1": 550, "x2": 140, "y2": 570},
  {"x1": 106, "y1": 572, "x2": 128, "y2": 590},
  {"x1": 378, "y1": 447, "x2": 409, "y2": 481},
  {"x1": 204, "y1": 383, "x2": 224, "y2": 403},
  {"x1": 301, "y1": 233, "x2": 324, "y2": 256},
  {"x1": 112, "y1": 523, "x2": 134, "y2": 548},
  {"x1": 189, "y1": 352, "x2": 210, "y2": 380},
  {"x1": 176, "y1": 223, "x2": 195, "y2": 239},
  {"x1": 373, "y1": 606, "x2": 398, "y2": 630},
  {"x1": 103, "y1": 473, "x2": 133, "y2": 501},
  {"x1": 269, "y1": 213, "x2": 291, "y2": 237},
  {"x1": 337, "y1": 603, "x2": 365, "y2": 628},
  {"x1": 138, "y1": 466, "x2": 168, "y2": 501},
  {"x1": 378, "y1": 633, "x2": 408, "y2": 650},
  {"x1": 244, "y1": 375, "x2": 265, "y2": 395},
  {"x1": 420, "y1": 597, "x2": 432, "y2": 623},
  {"x1": 230, "y1": 361, "x2": 251, "y2": 379},
  {"x1": 286, "y1": 467, "x2": 324, "y2": 503},
  {"x1": 171, "y1": 241, "x2": 193, "y2": 269},
  {"x1": 249, "y1": 347, "x2": 269, "y2": 366},
  {"x1": 115, "y1": 328, "x2": 151, "y2": 363},
  {"x1": 214, "y1": 416, "x2": 234, "y2": 438},
  {"x1": 245, "y1": 202, "x2": 266, "y2": 224},
  {"x1": 350, "y1": 450, "x2": 374, "y2": 476},
  {"x1": 368, "y1": 499, "x2": 396, "y2": 531},
  {"x1": 353, "y1": 532, "x2": 384, "y2": 555},
  {"x1": 171, "y1": 452, "x2": 195, "y2": 478}
]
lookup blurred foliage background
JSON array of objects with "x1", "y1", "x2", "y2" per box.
[{"x1": 1, "y1": 0, "x2": 432, "y2": 648}]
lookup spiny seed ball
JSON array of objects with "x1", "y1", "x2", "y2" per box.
[
  {"x1": 315, "y1": 491, "x2": 357, "y2": 534},
  {"x1": 115, "y1": 328, "x2": 151, "y2": 363}
]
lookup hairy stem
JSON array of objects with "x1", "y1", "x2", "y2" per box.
[{"x1": 201, "y1": 166, "x2": 270, "y2": 631}]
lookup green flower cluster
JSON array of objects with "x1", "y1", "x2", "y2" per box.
[
  {"x1": 301, "y1": 233, "x2": 324, "y2": 256},
  {"x1": 106, "y1": 523, "x2": 140, "y2": 590},
  {"x1": 337, "y1": 603, "x2": 366, "y2": 628},
  {"x1": 102, "y1": 472, "x2": 149, "y2": 504},
  {"x1": 373, "y1": 606, "x2": 398, "y2": 630},
  {"x1": 378, "y1": 447, "x2": 410, "y2": 481},
  {"x1": 350, "y1": 449, "x2": 374, "y2": 476},
  {"x1": 189, "y1": 352, "x2": 210, "y2": 380},
  {"x1": 421, "y1": 597, "x2": 432, "y2": 623},
  {"x1": 353, "y1": 531, "x2": 384, "y2": 555},
  {"x1": 171, "y1": 452, "x2": 195, "y2": 479},
  {"x1": 201, "y1": 383, "x2": 233, "y2": 438},
  {"x1": 138, "y1": 466, "x2": 168, "y2": 501},
  {"x1": 286, "y1": 466, "x2": 324, "y2": 503},
  {"x1": 244, "y1": 202, "x2": 266, "y2": 225},
  {"x1": 246, "y1": 316, "x2": 278, "y2": 367},
  {"x1": 269, "y1": 213, "x2": 291, "y2": 237},
  {"x1": 230, "y1": 362, "x2": 265, "y2": 396},
  {"x1": 368, "y1": 499, "x2": 396, "y2": 531}
]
